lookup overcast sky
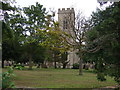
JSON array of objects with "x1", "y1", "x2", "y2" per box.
[{"x1": 15, "y1": 0, "x2": 101, "y2": 17}]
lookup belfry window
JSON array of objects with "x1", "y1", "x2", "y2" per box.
[{"x1": 63, "y1": 19, "x2": 68, "y2": 29}]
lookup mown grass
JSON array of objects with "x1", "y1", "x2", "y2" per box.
[{"x1": 3, "y1": 68, "x2": 117, "y2": 88}]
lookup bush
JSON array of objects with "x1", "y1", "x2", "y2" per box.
[
  {"x1": 97, "y1": 73, "x2": 106, "y2": 81},
  {"x1": 72, "y1": 63, "x2": 79, "y2": 69},
  {"x1": 13, "y1": 64, "x2": 24, "y2": 70},
  {"x1": 2, "y1": 67, "x2": 16, "y2": 89}
]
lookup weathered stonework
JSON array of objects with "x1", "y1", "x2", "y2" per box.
[{"x1": 58, "y1": 8, "x2": 79, "y2": 68}]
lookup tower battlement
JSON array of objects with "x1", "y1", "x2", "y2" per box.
[
  {"x1": 58, "y1": 8, "x2": 74, "y2": 11},
  {"x1": 58, "y1": 8, "x2": 74, "y2": 14}
]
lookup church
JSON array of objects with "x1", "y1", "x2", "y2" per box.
[
  {"x1": 57, "y1": 8, "x2": 79, "y2": 68},
  {"x1": 44, "y1": 8, "x2": 80, "y2": 68}
]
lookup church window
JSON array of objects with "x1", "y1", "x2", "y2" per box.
[{"x1": 63, "y1": 19, "x2": 68, "y2": 29}]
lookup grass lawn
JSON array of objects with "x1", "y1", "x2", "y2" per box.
[{"x1": 3, "y1": 68, "x2": 117, "y2": 88}]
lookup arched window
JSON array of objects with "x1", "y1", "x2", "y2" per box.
[{"x1": 63, "y1": 19, "x2": 68, "y2": 29}]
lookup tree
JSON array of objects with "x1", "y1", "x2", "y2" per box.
[
  {"x1": 21, "y1": 2, "x2": 47, "y2": 69},
  {"x1": 2, "y1": 1, "x2": 48, "y2": 69},
  {"x1": 39, "y1": 13, "x2": 70, "y2": 69},
  {"x1": 60, "y1": 51, "x2": 69, "y2": 69},
  {"x1": 1, "y1": 0, "x2": 21, "y2": 68},
  {"x1": 63, "y1": 11, "x2": 99, "y2": 75},
  {"x1": 85, "y1": 2, "x2": 120, "y2": 84}
]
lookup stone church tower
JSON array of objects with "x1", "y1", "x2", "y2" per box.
[{"x1": 58, "y1": 8, "x2": 79, "y2": 68}]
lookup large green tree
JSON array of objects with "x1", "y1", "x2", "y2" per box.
[
  {"x1": 1, "y1": 0, "x2": 21, "y2": 68},
  {"x1": 2, "y1": 1, "x2": 48, "y2": 69},
  {"x1": 85, "y1": 2, "x2": 120, "y2": 84},
  {"x1": 39, "y1": 13, "x2": 70, "y2": 68},
  {"x1": 21, "y1": 2, "x2": 47, "y2": 69}
]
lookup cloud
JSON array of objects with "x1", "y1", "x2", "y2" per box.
[{"x1": 15, "y1": 0, "x2": 99, "y2": 18}]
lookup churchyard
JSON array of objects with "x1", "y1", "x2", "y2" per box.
[
  {"x1": 3, "y1": 67, "x2": 117, "y2": 88},
  {"x1": 1, "y1": 0, "x2": 120, "y2": 89}
]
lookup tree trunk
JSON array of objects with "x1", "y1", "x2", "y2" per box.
[
  {"x1": 54, "y1": 53, "x2": 57, "y2": 69},
  {"x1": 79, "y1": 59, "x2": 83, "y2": 75},
  {"x1": 54, "y1": 61, "x2": 57, "y2": 69},
  {"x1": 28, "y1": 55, "x2": 33, "y2": 70},
  {"x1": 63, "y1": 63, "x2": 66, "y2": 69},
  {"x1": 2, "y1": 60, "x2": 4, "y2": 68},
  {"x1": 37, "y1": 63, "x2": 40, "y2": 68},
  {"x1": 62, "y1": 62, "x2": 68, "y2": 69},
  {"x1": 78, "y1": 49, "x2": 83, "y2": 75}
]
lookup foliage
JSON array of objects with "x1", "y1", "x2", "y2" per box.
[
  {"x1": 1, "y1": 0, "x2": 68, "y2": 70},
  {"x1": 2, "y1": 1, "x2": 48, "y2": 69},
  {"x1": 97, "y1": 73, "x2": 106, "y2": 81},
  {"x1": 1, "y1": 0, "x2": 71, "y2": 69},
  {"x1": 60, "y1": 51, "x2": 69, "y2": 69},
  {"x1": 2, "y1": 67, "x2": 15, "y2": 89},
  {"x1": 85, "y1": 2, "x2": 120, "y2": 84},
  {"x1": 23, "y1": 2, "x2": 46, "y2": 31},
  {"x1": 1, "y1": 0, "x2": 21, "y2": 68},
  {"x1": 62, "y1": 11, "x2": 98, "y2": 75},
  {"x1": 38, "y1": 13, "x2": 70, "y2": 68},
  {"x1": 72, "y1": 63, "x2": 79, "y2": 69},
  {"x1": 13, "y1": 64, "x2": 24, "y2": 70},
  {"x1": 20, "y1": 2, "x2": 47, "y2": 69}
]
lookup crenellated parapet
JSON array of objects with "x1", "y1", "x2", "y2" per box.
[{"x1": 58, "y1": 8, "x2": 74, "y2": 14}]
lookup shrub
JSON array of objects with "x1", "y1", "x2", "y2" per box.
[
  {"x1": 13, "y1": 64, "x2": 24, "y2": 70},
  {"x1": 97, "y1": 73, "x2": 106, "y2": 81},
  {"x1": 2, "y1": 67, "x2": 16, "y2": 89},
  {"x1": 72, "y1": 63, "x2": 79, "y2": 69}
]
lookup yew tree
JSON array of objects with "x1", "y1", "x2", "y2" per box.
[{"x1": 85, "y1": 2, "x2": 120, "y2": 84}]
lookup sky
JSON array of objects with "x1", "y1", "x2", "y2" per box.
[{"x1": 15, "y1": 0, "x2": 101, "y2": 19}]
